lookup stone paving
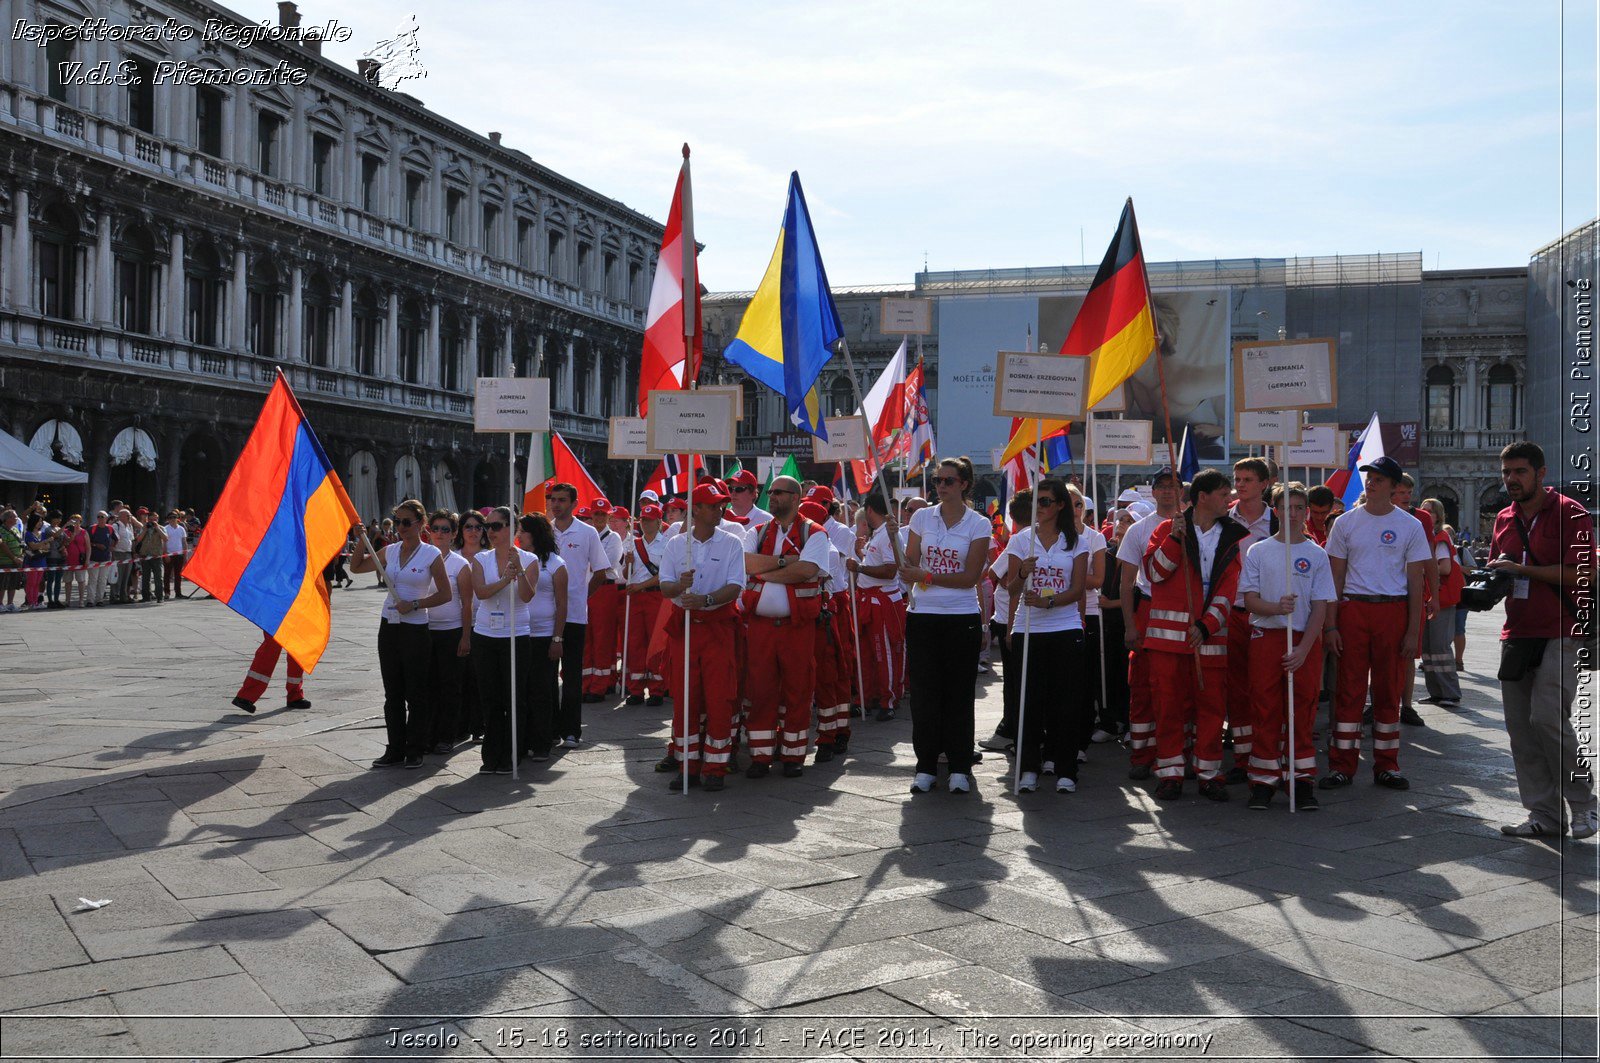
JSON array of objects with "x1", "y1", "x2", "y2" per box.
[{"x1": 0, "y1": 587, "x2": 1595, "y2": 1061}]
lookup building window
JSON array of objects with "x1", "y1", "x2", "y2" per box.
[
  {"x1": 603, "y1": 251, "x2": 618, "y2": 299},
  {"x1": 125, "y1": 55, "x2": 157, "y2": 132},
  {"x1": 628, "y1": 261, "x2": 642, "y2": 304},
  {"x1": 246, "y1": 258, "x2": 281, "y2": 358},
  {"x1": 516, "y1": 218, "x2": 534, "y2": 269},
  {"x1": 830, "y1": 376, "x2": 854, "y2": 417},
  {"x1": 360, "y1": 155, "x2": 383, "y2": 213},
  {"x1": 302, "y1": 275, "x2": 334, "y2": 367},
  {"x1": 440, "y1": 313, "x2": 463, "y2": 391},
  {"x1": 353, "y1": 287, "x2": 383, "y2": 376},
  {"x1": 478, "y1": 322, "x2": 500, "y2": 378},
  {"x1": 445, "y1": 189, "x2": 464, "y2": 244},
  {"x1": 546, "y1": 231, "x2": 564, "y2": 277},
  {"x1": 311, "y1": 134, "x2": 335, "y2": 196},
  {"x1": 256, "y1": 111, "x2": 282, "y2": 176},
  {"x1": 1486, "y1": 364, "x2": 1517, "y2": 431},
  {"x1": 577, "y1": 243, "x2": 592, "y2": 289},
  {"x1": 195, "y1": 87, "x2": 224, "y2": 157},
  {"x1": 398, "y1": 299, "x2": 425, "y2": 384},
  {"x1": 481, "y1": 203, "x2": 500, "y2": 257},
  {"x1": 405, "y1": 172, "x2": 426, "y2": 229},
  {"x1": 741, "y1": 382, "x2": 759, "y2": 436},
  {"x1": 115, "y1": 226, "x2": 160, "y2": 334},
  {"x1": 185, "y1": 242, "x2": 226, "y2": 347},
  {"x1": 1425, "y1": 365, "x2": 1455, "y2": 431},
  {"x1": 35, "y1": 205, "x2": 81, "y2": 321},
  {"x1": 45, "y1": 31, "x2": 72, "y2": 102}
]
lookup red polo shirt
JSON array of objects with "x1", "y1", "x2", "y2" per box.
[{"x1": 1491, "y1": 488, "x2": 1594, "y2": 640}]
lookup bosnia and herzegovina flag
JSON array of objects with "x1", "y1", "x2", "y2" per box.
[
  {"x1": 1001, "y1": 198, "x2": 1158, "y2": 463},
  {"x1": 723, "y1": 172, "x2": 842, "y2": 439},
  {"x1": 186, "y1": 373, "x2": 360, "y2": 673}
]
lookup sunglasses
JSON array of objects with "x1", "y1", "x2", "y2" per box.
[
  {"x1": 1036, "y1": 497, "x2": 1065, "y2": 507},
  {"x1": 394, "y1": 517, "x2": 417, "y2": 528},
  {"x1": 461, "y1": 522, "x2": 484, "y2": 531},
  {"x1": 429, "y1": 524, "x2": 454, "y2": 533},
  {"x1": 731, "y1": 486, "x2": 754, "y2": 493},
  {"x1": 485, "y1": 521, "x2": 508, "y2": 531},
  {"x1": 769, "y1": 488, "x2": 797, "y2": 496},
  {"x1": 931, "y1": 476, "x2": 961, "y2": 487}
]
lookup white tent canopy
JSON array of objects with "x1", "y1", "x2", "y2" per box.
[
  {"x1": 110, "y1": 427, "x2": 158, "y2": 471},
  {"x1": 0, "y1": 426, "x2": 88, "y2": 484},
  {"x1": 431, "y1": 459, "x2": 457, "y2": 514},
  {"x1": 347, "y1": 450, "x2": 379, "y2": 521},
  {"x1": 29, "y1": 420, "x2": 84, "y2": 466}
]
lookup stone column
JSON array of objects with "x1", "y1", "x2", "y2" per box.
[
  {"x1": 160, "y1": 430, "x2": 181, "y2": 508},
  {"x1": 9, "y1": 186, "x2": 31, "y2": 312},
  {"x1": 287, "y1": 264, "x2": 304, "y2": 362},
  {"x1": 563, "y1": 340, "x2": 576, "y2": 407},
  {"x1": 465, "y1": 313, "x2": 478, "y2": 386},
  {"x1": 94, "y1": 210, "x2": 114, "y2": 325},
  {"x1": 230, "y1": 247, "x2": 247, "y2": 350},
  {"x1": 1462, "y1": 357, "x2": 1481, "y2": 432},
  {"x1": 337, "y1": 279, "x2": 354, "y2": 370},
  {"x1": 385, "y1": 290, "x2": 400, "y2": 380},
  {"x1": 534, "y1": 332, "x2": 546, "y2": 378},
  {"x1": 426, "y1": 300, "x2": 441, "y2": 388},
  {"x1": 166, "y1": 227, "x2": 185, "y2": 339},
  {"x1": 86, "y1": 419, "x2": 111, "y2": 515}
]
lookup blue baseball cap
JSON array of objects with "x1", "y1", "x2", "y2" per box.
[{"x1": 1358, "y1": 456, "x2": 1404, "y2": 483}]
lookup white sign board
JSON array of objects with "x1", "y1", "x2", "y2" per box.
[
  {"x1": 893, "y1": 486, "x2": 921, "y2": 500},
  {"x1": 1233, "y1": 338, "x2": 1339, "y2": 412},
  {"x1": 1285, "y1": 424, "x2": 1341, "y2": 467},
  {"x1": 993, "y1": 351, "x2": 1089, "y2": 420},
  {"x1": 1090, "y1": 382, "x2": 1127, "y2": 415},
  {"x1": 879, "y1": 297, "x2": 932, "y2": 335},
  {"x1": 646, "y1": 389, "x2": 738, "y2": 456},
  {"x1": 698, "y1": 384, "x2": 744, "y2": 420},
  {"x1": 813, "y1": 418, "x2": 870, "y2": 462},
  {"x1": 990, "y1": 447, "x2": 1006, "y2": 472},
  {"x1": 1090, "y1": 419, "x2": 1153, "y2": 465},
  {"x1": 1235, "y1": 410, "x2": 1304, "y2": 447},
  {"x1": 756, "y1": 457, "x2": 783, "y2": 483},
  {"x1": 474, "y1": 377, "x2": 551, "y2": 433},
  {"x1": 607, "y1": 417, "x2": 658, "y2": 460}
]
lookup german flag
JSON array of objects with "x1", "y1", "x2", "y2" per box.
[{"x1": 1001, "y1": 199, "x2": 1157, "y2": 464}]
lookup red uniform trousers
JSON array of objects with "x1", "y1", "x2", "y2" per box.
[
  {"x1": 1247, "y1": 628, "x2": 1323, "y2": 785},
  {"x1": 583, "y1": 582, "x2": 622, "y2": 695},
  {"x1": 1330, "y1": 600, "x2": 1409, "y2": 777},
  {"x1": 1148, "y1": 651, "x2": 1227, "y2": 781},
  {"x1": 235, "y1": 633, "x2": 303, "y2": 704},
  {"x1": 813, "y1": 595, "x2": 854, "y2": 748},
  {"x1": 1127, "y1": 599, "x2": 1156, "y2": 767},
  {"x1": 623, "y1": 589, "x2": 664, "y2": 697},
  {"x1": 666, "y1": 606, "x2": 740, "y2": 777},
  {"x1": 743, "y1": 615, "x2": 817, "y2": 764},
  {"x1": 856, "y1": 587, "x2": 905, "y2": 711},
  {"x1": 1226, "y1": 607, "x2": 1255, "y2": 762}
]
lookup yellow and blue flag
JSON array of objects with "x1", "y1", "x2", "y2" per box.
[{"x1": 724, "y1": 172, "x2": 842, "y2": 438}]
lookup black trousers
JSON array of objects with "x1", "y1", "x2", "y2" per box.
[
  {"x1": 520, "y1": 635, "x2": 558, "y2": 757},
  {"x1": 473, "y1": 634, "x2": 529, "y2": 770},
  {"x1": 1097, "y1": 608, "x2": 1130, "y2": 734},
  {"x1": 1012, "y1": 628, "x2": 1087, "y2": 778},
  {"x1": 378, "y1": 620, "x2": 433, "y2": 756},
  {"x1": 990, "y1": 620, "x2": 1021, "y2": 739},
  {"x1": 555, "y1": 621, "x2": 587, "y2": 739},
  {"x1": 907, "y1": 612, "x2": 982, "y2": 775},
  {"x1": 427, "y1": 628, "x2": 467, "y2": 746}
]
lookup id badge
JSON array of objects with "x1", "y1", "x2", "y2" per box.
[
  {"x1": 1513, "y1": 578, "x2": 1531, "y2": 600},
  {"x1": 487, "y1": 607, "x2": 508, "y2": 633}
]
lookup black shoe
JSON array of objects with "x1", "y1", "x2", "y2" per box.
[
  {"x1": 231, "y1": 696, "x2": 257, "y2": 715},
  {"x1": 625, "y1": 694, "x2": 644, "y2": 705},
  {"x1": 1293, "y1": 781, "x2": 1319, "y2": 810},
  {"x1": 702, "y1": 775, "x2": 725, "y2": 792},
  {"x1": 814, "y1": 745, "x2": 834, "y2": 764},
  {"x1": 1319, "y1": 771, "x2": 1352, "y2": 790},
  {"x1": 286, "y1": 698, "x2": 312, "y2": 710},
  {"x1": 403, "y1": 754, "x2": 424, "y2": 769},
  {"x1": 371, "y1": 753, "x2": 405, "y2": 769},
  {"x1": 429, "y1": 742, "x2": 451, "y2": 755},
  {"x1": 1375, "y1": 770, "x2": 1411, "y2": 791},
  {"x1": 654, "y1": 754, "x2": 678, "y2": 773},
  {"x1": 1199, "y1": 779, "x2": 1230, "y2": 802},
  {"x1": 477, "y1": 763, "x2": 496, "y2": 775},
  {"x1": 1128, "y1": 763, "x2": 1153, "y2": 781},
  {"x1": 746, "y1": 762, "x2": 770, "y2": 779},
  {"x1": 1400, "y1": 706, "x2": 1426, "y2": 727},
  {"x1": 1154, "y1": 779, "x2": 1183, "y2": 800},
  {"x1": 834, "y1": 736, "x2": 849, "y2": 756},
  {"x1": 1224, "y1": 766, "x2": 1248, "y2": 785},
  {"x1": 875, "y1": 706, "x2": 896, "y2": 722},
  {"x1": 1248, "y1": 784, "x2": 1275, "y2": 811},
  {"x1": 646, "y1": 695, "x2": 664, "y2": 707},
  {"x1": 850, "y1": 705, "x2": 864, "y2": 719},
  {"x1": 782, "y1": 762, "x2": 804, "y2": 778},
  {"x1": 669, "y1": 773, "x2": 702, "y2": 791},
  {"x1": 582, "y1": 692, "x2": 604, "y2": 703},
  {"x1": 493, "y1": 764, "x2": 513, "y2": 775}
]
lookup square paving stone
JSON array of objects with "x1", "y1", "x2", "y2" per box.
[
  {"x1": 1257, "y1": 935, "x2": 1527, "y2": 1013},
  {"x1": 14, "y1": 819, "x2": 125, "y2": 858},
  {"x1": 881, "y1": 963, "x2": 1097, "y2": 1017},
  {"x1": 933, "y1": 882, "x2": 1145, "y2": 943},
  {"x1": 293, "y1": 966, "x2": 575, "y2": 1043},
  {"x1": 313, "y1": 895, "x2": 487, "y2": 953},
  {"x1": 0, "y1": 995, "x2": 133, "y2": 1058},
  {"x1": 0, "y1": 893, "x2": 90, "y2": 977},
  {"x1": 114, "y1": 972, "x2": 309, "y2": 1058},
  {"x1": 0, "y1": 944, "x2": 240, "y2": 1010},
  {"x1": 224, "y1": 915, "x2": 405, "y2": 1007},
  {"x1": 543, "y1": 944, "x2": 761, "y2": 1021},
  {"x1": 918, "y1": 921, "x2": 1148, "y2": 996},
  {"x1": 704, "y1": 939, "x2": 962, "y2": 1009},
  {"x1": 142, "y1": 852, "x2": 279, "y2": 898},
  {"x1": 1431, "y1": 921, "x2": 1598, "y2": 993},
  {"x1": 752, "y1": 893, "x2": 980, "y2": 952},
  {"x1": 378, "y1": 923, "x2": 625, "y2": 983},
  {"x1": 1069, "y1": 909, "x2": 1296, "y2": 974},
  {"x1": 386, "y1": 870, "x2": 554, "y2": 914},
  {"x1": 1229, "y1": 895, "x2": 1485, "y2": 960},
  {"x1": 1397, "y1": 880, "x2": 1593, "y2": 941}
]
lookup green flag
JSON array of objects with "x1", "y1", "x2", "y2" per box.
[
  {"x1": 758, "y1": 455, "x2": 801, "y2": 510},
  {"x1": 727, "y1": 459, "x2": 743, "y2": 479}
]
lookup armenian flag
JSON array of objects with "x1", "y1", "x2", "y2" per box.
[{"x1": 185, "y1": 373, "x2": 360, "y2": 673}]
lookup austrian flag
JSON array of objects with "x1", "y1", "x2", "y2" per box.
[{"x1": 636, "y1": 149, "x2": 701, "y2": 414}]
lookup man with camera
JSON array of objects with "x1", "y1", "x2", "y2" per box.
[{"x1": 1489, "y1": 442, "x2": 1597, "y2": 840}]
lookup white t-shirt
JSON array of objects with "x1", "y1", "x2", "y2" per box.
[
  {"x1": 1324, "y1": 505, "x2": 1433, "y2": 598},
  {"x1": 472, "y1": 548, "x2": 536, "y2": 638},
  {"x1": 659, "y1": 526, "x2": 747, "y2": 602},
  {"x1": 428, "y1": 551, "x2": 472, "y2": 630},
  {"x1": 113, "y1": 521, "x2": 134, "y2": 551},
  {"x1": 1228, "y1": 503, "x2": 1274, "y2": 605},
  {"x1": 1194, "y1": 521, "x2": 1222, "y2": 597},
  {"x1": 381, "y1": 541, "x2": 442, "y2": 625},
  {"x1": 1240, "y1": 537, "x2": 1336, "y2": 632},
  {"x1": 1002, "y1": 527, "x2": 1089, "y2": 633},
  {"x1": 989, "y1": 554, "x2": 1012, "y2": 627},
  {"x1": 525, "y1": 552, "x2": 567, "y2": 637},
  {"x1": 552, "y1": 518, "x2": 608, "y2": 625},
  {"x1": 730, "y1": 504, "x2": 772, "y2": 532},
  {"x1": 908, "y1": 505, "x2": 992, "y2": 615},
  {"x1": 744, "y1": 518, "x2": 834, "y2": 618},
  {"x1": 858, "y1": 523, "x2": 900, "y2": 591},
  {"x1": 822, "y1": 517, "x2": 855, "y2": 592},
  {"x1": 595, "y1": 527, "x2": 624, "y2": 582},
  {"x1": 626, "y1": 533, "x2": 668, "y2": 587},
  {"x1": 164, "y1": 523, "x2": 187, "y2": 555},
  {"x1": 1078, "y1": 526, "x2": 1107, "y2": 619},
  {"x1": 1116, "y1": 510, "x2": 1170, "y2": 597}
]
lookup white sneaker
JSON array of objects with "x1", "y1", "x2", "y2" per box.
[
  {"x1": 910, "y1": 772, "x2": 936, "y2": 793},
  {"x1": 1040, "y1": 761, "x2": 1055, "y2": 776},
  {"x1": 1572, "y1": 809, "x2": 1599, "y2": 840},
  {"x1": 1089, "y1": 728, "x2": 1115, "y2": 744},
  {"x1": 1015, "y1": 771, "x2": 1039, "y2": 794},
  {"x1": 562, "y1": 735, "x2": 580, "y2": 748},
  {"x1": 1057, "y1": 777, "x2": 1077, "y2": 793},
  {"x1": 947, "y1": 773, "x2": 972, "y2": 794}
]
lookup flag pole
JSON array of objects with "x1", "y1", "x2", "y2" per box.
[
  {"x1": 838, "y1": 336, "x2": 904, "y2": 568},
  {"x1": 508, "y1": 432, "x2": 520, "y2": 781},
  {"x1": 679, "y1": 143, "x2": 696, "y2": 798},
  {"x1": 1089, "y1": 410, "x2": 1110, "y2": 748},
  {"x1": 620, "y1": 457, "x2": 639, "y2": 705},
  {"x1": 1283, "y1": 417, "x2": 1297, "y2": 813},
  {"x1": 1013, "y1": 416, "x2": 1043, "y2": 796}
]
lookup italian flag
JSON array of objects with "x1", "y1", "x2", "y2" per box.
[{"x1": 523, "y1": 431, "x2": 606, "y2": 514}]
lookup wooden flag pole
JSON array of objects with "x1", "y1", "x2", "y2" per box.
[
  {"x1": 507, "y1": 433, "x2": 520, "y2": 781},
  {"x1": 1282, "y1": 420, "x2": 1297, "y2": 813},
  {"x1": 678, "y1": 143, "x2": 696, "y2": 798}
]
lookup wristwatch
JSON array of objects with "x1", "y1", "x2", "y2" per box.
[
  {"x1": 552, "y1": 635, "x2": 564, "y2": 643},
  {"x1": 778, "y1": 556, "x2": 789, "y2": 569},
  {"x1": 410, "y1": 599, "x2": 420, "y2": 610}
]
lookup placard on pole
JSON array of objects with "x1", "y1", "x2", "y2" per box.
[
  {"x1": 993, "y1": 351, "x2": 1090, "y2": 420},
  {"x1": 878, "y1": 297, "x2": 932, "y2": 336},
  {"x1": 813, "y1": 417, "x2": 870, "y2": 463},
  {"x1": 1235, "y1": 411, "x2": 1305, "y2": 448},
  {"x1": 1090, "y1": 418, "x2": 1154, "y2": 465},
  {"x1": 607, "y1": 416, "x2": 661, "y2": 461},
  {"x1": 645, "y1": 389, "x2": 740, "y2": 456}
]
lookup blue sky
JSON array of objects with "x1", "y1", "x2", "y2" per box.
[{"x1": 240, "y1": 0, "x2": 1597, "y2": 286}]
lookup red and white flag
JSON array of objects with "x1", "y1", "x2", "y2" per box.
[
  {"x1": 645, "y1": 453, "x2": 706, "y2": 498},
  {"x1": 637, "y1": 148, "x2": 701, "y2": 414},
  {"x1": 906, "y1": 356, "x2": 936, "y2": 464},
  {"x1": 849, "y1": 339, "x2": 910, "y2": 492}
]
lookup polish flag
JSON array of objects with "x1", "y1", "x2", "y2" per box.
[
  {"x1": 849, "y1": 339, "x2": 910, "y2": 492},
  {"x1": 637, "y1": 147, "x2": 701, "y2": 415}
]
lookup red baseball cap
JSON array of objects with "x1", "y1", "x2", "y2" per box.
[
  {"x1": 591, "y1": 498, "x2": 611, "y2": 513},
  {"x1": 798, "y1": 500, "x2": 830, "y2": 525},
  {"x1": 729, "y1": 469, "x2": 759, "y2": 488},
  {"x1": 692, "y1": 482, "x2": 731, "y2": 506},
  {"x1": 609, "y1": 506, "x2": 630, "y2": 519},
  {"x1": 639, "y1": 504, "x2": 663, "y2": 520},
  {"x1": 804, "y1": 486, "x2": 835, "y2": 506},
  {"x1": 665, "y1": 497, "x2": 688, "y2": 512},
  {"x1": 575, "y1": 505, "x2": 593, "y2": 519}
]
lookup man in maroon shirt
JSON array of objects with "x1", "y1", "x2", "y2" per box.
[{"x1": 1489, "y1": 442, "x2": 1597, "y2": 840}]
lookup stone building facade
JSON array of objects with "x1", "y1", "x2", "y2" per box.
[{"x1": 1, "y1": 0, "x2": 659, "y2": 520}]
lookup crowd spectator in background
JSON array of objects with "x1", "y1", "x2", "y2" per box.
[
  {"x1": 60, "y1": 515, "x2": 89, "y2": 608},
  {"x1": 1419, "y1": 497, "x2": 1462, "y2": 707},
  {"x1": 0, "y1": 508, "x2": 22, "y2": 612},
  {"x1": 110, "y1": 508, "x2": 136, "y2": 604},
  {"x1": 42, "y1": 510, "x2": 67, "y2": 607},
  {"x1": 22, "y1": 508, "x2": 51, "y2": 609},
  {"x1": 164, "y1": 510, "x2": 188, "y2": 599},
  {"x1": 136, "y1": 512, "x2": 167, "y2": 603},
  {"x1": 87, "y1": 511, "x2": 113, "y2": 607}
]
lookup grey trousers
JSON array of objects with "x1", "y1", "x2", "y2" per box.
[
  {"x1": 1500, "y1": 638, "x2": 1597, "y2": 831},
  {"x1": 1422, "y1": 607, "x2": 1461, "y2": 702}
]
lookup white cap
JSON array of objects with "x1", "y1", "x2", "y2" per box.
[
  {"x1": 1117, "y1": 488, "x2": 1142, "y2": 504},
  {"x1": 1128, "y1": 501, "x2": 1155, "y2": 520},
  {"x1": 639, "y1": 489, "x2": 660, "y2": 502},
  {"x1": 1081, "y1": 496, "x2": 1096, "y2": 514}
]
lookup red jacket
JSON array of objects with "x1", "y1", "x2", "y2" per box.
[{"x1": 1140, "y1": 508, "x2": 1250, "y2": 662}]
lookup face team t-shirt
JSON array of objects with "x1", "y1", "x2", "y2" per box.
[
  {"x1": 908, "y1": 505, "x2": 992, "y2": 616},
  {"x1": 1325, "y1": 505, "x2": 1433, "y2": 598},
  {"x1": 1002, "y1": 527, "x2": 1088, "y2": 633}
]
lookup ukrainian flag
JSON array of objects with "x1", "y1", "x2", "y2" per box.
[
  {"x1": 185, "y1": 373, "x2": 361, "y2": 672},
  {"x1": 724, "y1": 172, "x2": 843, "y2": 438}
]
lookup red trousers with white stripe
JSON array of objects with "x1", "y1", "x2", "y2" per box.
[
  {"x1": 235, "y1": 633, "x2": 303, "y2": 705},
  {"x1": 813, "y1": 596, "x2": 854, "y2": 747},
  {"x1": 623, "y1": 589, "x2": 664, "y2": 697},
  {"x1": 1149, "y1": 651, "x2": 1227, "y2": 782},
  {"x1": 743, "y1": 615, "x2": 816, "y2": 764},
  {"x1": 1127, "y1": 599, "x2": 1156, "y2": 767},
  {"x1": 1247, "y1": 628, "x2": 1322, "y2": 784},
  {"x1": 1330, "y1": 600, "x2": 1408, "y2": 777},
  {"x1": 583, "y1": 582, "x2": 621, "y2": 695},
  {"x1": 1226, "y1": 607, "x2": 1255, "y2": 761},
  {"x1": 667, "y1": 608, "x2": 740, "y2": 777},
  {"x1": 856, "y1": 587, "x2": 905, "y2": 711}
]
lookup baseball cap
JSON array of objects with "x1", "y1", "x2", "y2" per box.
[
  {"x1": 665, "y1": 496, "x2": 687, "y2": 511},
  {"x1": 1358, "y1": 456, "x2": 1404, "y2": 483},
  {"x1": 1117, "y1": 488, "x2": 1142, "y2": 504},
  {"x1": 1081, "y1": 496, "x2": 1096, "y2": 514},
  {"x1": 639, "y1": 489, "x2": 660, "y2": 503},
  {"x1": 591, "y1": 498, "x2": 612, "y2": 513},
  {"x1": 609, "y1": 506, "x2": 630, "y2": 520},
  {"x1": 1152, "y1": 468, "x2": 1178, "y2": 486},
  {"x1": 574, "y1": 505, "x2": 593, "y2": 519},
  {"x1": 692, "y1": 482, "x2": 730, "y2": 506},
  {"x1": 798, "y1": 500, "x2": 830, "y2": 525},
  {"x1": 804, "y1": 485, "x2": 835, "y2": 506},
  {"x1": 724, "y1": 512, "x2": 751, "y2": 525},
  {"x1": 639, "y1": 503, "x2": 663, "y2": 520},
  {"x1": 729, "y1": 469, "x2": 759, "y2": 488},
  {"x1": 1129, "y1": 501, "x2": 1156, "y2": 520}
]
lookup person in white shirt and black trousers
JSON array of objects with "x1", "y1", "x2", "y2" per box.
[{"x1": 350, "y1": 499, "x2": 454, "y2": 769}]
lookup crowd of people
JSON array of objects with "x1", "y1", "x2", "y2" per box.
[{"x1": 0, "y1": 502, "x2": 198, "y2": 611}]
